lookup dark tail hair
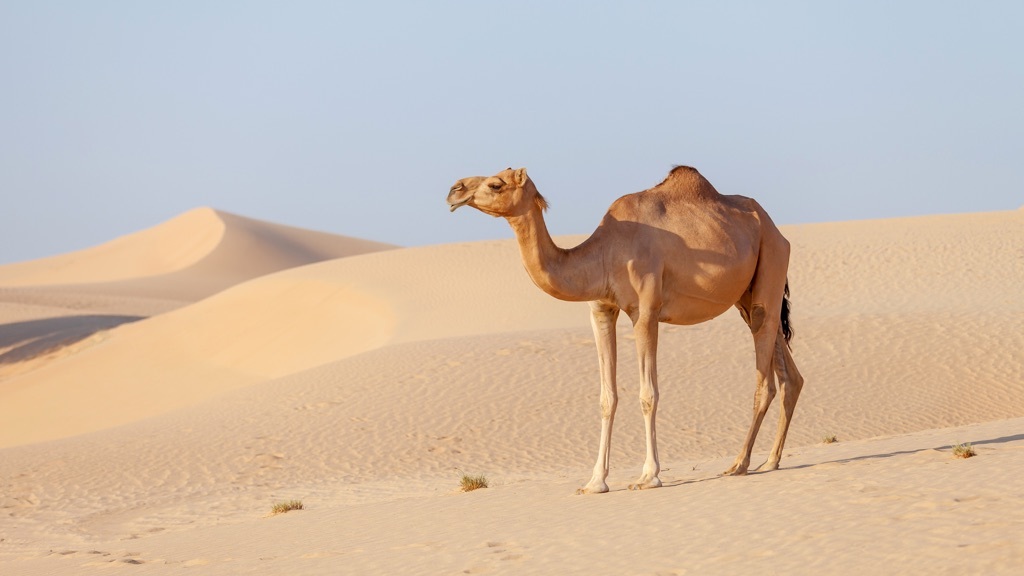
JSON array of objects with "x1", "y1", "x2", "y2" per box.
[{"x1": 780, "y1": 281, "x2": 794, "y2": 346}]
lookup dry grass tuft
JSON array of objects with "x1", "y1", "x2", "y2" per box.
[
  {"x1": 460, "y1": 473, "x2": 488, "y2": 492},
  {"x1": 271, "y1": 500, "x2": 304, "y2": 515},
  {"x1": 951, "y1": 442, "x2": 976, "y2": 459},
  {"x1": 822, "y1": 433, "x2": 838, "y2": 444}
]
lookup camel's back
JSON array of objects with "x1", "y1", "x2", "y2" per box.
[{"x1": 605, "y1": 166, "x2": 761, "y2": 240}]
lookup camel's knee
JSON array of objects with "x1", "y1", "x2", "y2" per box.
[
  {"x1": 639, "y1": 388, "x2": 658, "y2": 416},
  {"x1": 779, "y1": 355, "x2": 804, "y2": 396},
  {"x1": 600, "y1": 395, "x2": 618, "y2": 419},
  {"x1": 755, "y1": 375, "x2": 777, "y2": 407},
  {"x1": 774, "y1": 356, "x2": 798, "y2": 392},
  {"x1": 784, "y1": 374, "x2": 804, "y2": 406},
  {"x1": 791, "y1": 370, "x2": 805, "y2": 392}
]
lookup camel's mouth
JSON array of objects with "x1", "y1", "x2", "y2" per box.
[{"x1": 448, "y1": 198, "x2": 471, "y2": 212}]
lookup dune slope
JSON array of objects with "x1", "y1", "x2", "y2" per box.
[{"x1": 0, "y1": 208, "x2": 1021, "y2": 574}]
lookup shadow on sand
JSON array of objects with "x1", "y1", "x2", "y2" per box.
[
  {"x1": 0, "y1": 315, "x2": 144, "y2": 366},
  {"x1": 626, "y1": 432, "x2": 1024, "y2": 494},
  {"x1": 780, "y1": 431, "x2": 1024, "y2": 472}
]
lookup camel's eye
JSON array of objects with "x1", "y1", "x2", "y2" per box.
[{"x1": 488, "y1": 181, "x2": 503, "y2": 191}]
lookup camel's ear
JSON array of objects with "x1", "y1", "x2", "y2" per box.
[{"x1": 513, "y1": 167, "x2": 529, "y2": 187}]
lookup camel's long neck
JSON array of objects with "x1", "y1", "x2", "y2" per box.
[{"x1": 506, "y1": 206, "x2": 606, "y2": 303}]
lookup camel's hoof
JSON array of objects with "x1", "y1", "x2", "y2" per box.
[
  {"x1": 722, "y1": 466, "x2": 748, "y2": 477},
  {"x1": 755, "y1": 461, "x2": 780, "y2": 473},
  {"x1": 627, "y1": 477, "x2": 662, "y2": 491},
  {"x1": 576, "y1": 483, "x2": 609, "y2": 495}
]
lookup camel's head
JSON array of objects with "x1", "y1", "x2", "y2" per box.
[{"x1": 447, "y1": 167, "x2": 548, "y2": 218}]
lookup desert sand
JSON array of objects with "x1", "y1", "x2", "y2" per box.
[{"x1": 1, "y1": 205, "x2": 1022, "y2": 574}]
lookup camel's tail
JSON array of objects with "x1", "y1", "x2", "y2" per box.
[{"x1": 780, "y1": 280, "x2": 794, "y2": 346}]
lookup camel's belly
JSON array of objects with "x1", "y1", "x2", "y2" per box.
[
  {"x1": 609, "y1": 294, "x2": 738, "y2": 326},
  {"x1": 658, "y1": 296, "x2": 736, "y2": 326}
]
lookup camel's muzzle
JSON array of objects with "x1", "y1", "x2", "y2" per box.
[{"x1": 447, "y1": 184, "x2": 473, "y2": 212}]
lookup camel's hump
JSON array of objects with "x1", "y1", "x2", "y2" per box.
[{"x1": 649, "y1": 165, "x2": 720, "y2": 199}]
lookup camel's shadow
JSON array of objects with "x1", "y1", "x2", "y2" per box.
[
  {"x1": 782, "y1": 432, "x2": 1024, "y2": 471},
  {"x1": 619, "y1": 432, "x2": 1024, "y2": 493}
]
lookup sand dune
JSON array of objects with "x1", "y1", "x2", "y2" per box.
[
  {"x1": 0, "y1": 207, "x2": 395, "y2": 305},
  {"x1": 0, "y1": 207, "x2": 227, "y2": 287},
  {"x1": 1, "y1": 208, "x2": 1022, "y2": 574},
  {"x1": 0, "y1": 207, "x2": 394, "y2": 391}
]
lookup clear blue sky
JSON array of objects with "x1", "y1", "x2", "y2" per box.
[{"x1": 2, "y1": 1, "x2": 1021, "y2": 265}]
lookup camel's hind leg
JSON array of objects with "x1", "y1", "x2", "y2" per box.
[
  {"x1": 757, "y1": 332, "x2": 805, "y2": 471},
  {"x1": 725, "y1": 218, "x2": 792, "y2": 476},
  {"x1": 723, "y1": 312, "x2": 778, "y2": 476}
]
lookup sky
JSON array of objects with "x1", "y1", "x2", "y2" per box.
[{"x1": 1, "y1": 1, "x2": 1022, "y2": 265}]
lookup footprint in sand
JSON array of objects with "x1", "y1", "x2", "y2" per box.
[
  {"x1": 427, "y1": 436, "x2": 463, "y2": 454},
  {"x1": 463, "y1": 541, "x2": 528, "y2": 572},
  {"x1": 56, "y1": 549, "x2": 141, "y2": 567}
]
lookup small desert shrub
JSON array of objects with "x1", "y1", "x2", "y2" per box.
[
  {"x1": 822, "y1": 433, "x2": 838, "y2": 444},
  {"x1": 951, "y1": 442, "x2": 976, "y2": 459},
  {"x1": 271, "y1": 500, "x2": 304, "y2": 515},
  {"x1": 460, "y1": 474, "x2": 488, "y2": 492}
]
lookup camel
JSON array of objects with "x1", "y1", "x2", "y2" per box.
[{"x1": 447, "y1": 166, "x2": 804, "y2": 494}]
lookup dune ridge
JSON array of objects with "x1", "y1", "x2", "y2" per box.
[
  {"x1": 1, "y1": 207, "x2": 1022, "y2": 574},
  {"x1": 0, "y1": 207, "x2": 227, "y2": 286},
  {"x1": 0, "y1": 207, "x2": 396, "y2": 304}
]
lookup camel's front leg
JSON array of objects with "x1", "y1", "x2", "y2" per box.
[
  {"x1": 577, "y1": 302, "x2": 620, "y2": 495},
  {"x1": 628, "y1": 312, "x2": 662, "y2": 490}
]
